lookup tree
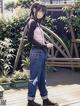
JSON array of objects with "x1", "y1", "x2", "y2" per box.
[
  {"x1": 5, "y1": 2, "x2": 16, "y2": 12},
  {"x1": 62, "y1": 1, "x2": 80, "y2": 57},
  {"x1": 16, "y1": 0, "x2": 35, "y2": 8},
  {"x1": 5, "y1": 0, "x2": 40, "y2": 11},
  {"x1": 50, "y1": 0, "x2": 52, "y2": 4}
]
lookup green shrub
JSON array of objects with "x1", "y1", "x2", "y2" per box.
[
  {"x1": 0, "y1": 3, "x2": 56, "y2": 74},
  {"x1": 0, "y1": 76, "x2": 9, "y2": 83},
  {"x1": 22, "y1": 57, "x2": 30, "y2": 69},
  {"x1": 0, "y1": 9, "x2": 29, "y2": 73},
  {"x1": 11, "y1": 71, "x2": 28, "y2": 82}
]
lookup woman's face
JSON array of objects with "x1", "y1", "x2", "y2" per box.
[{"x1": 37, "y1": 9, "x2": 44, "y2": 19}]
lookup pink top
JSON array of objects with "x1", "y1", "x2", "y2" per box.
[
  {"x1": 34, "y1": 23, "x2": 45, "y2": 45},
  {"x1": 28, "y1": 19, "x2": 45, "y2": 45}
]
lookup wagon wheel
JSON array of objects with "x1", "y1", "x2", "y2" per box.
[{"x1": 41, "y1": 25, "x2": 71, "y2": 58}]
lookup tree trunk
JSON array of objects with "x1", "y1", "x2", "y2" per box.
[
  {"x1": 66, "y1": 10, "x2": 79, "y2": 58},
  {"x1": 13, "y1": 25, "x2": 28, "y2": 71},
  {"x1": 50, "y1": 0, "x2": 52, "y2": 4}
]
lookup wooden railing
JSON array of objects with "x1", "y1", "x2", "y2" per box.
[
  {"x1": 41, "y1": 25, "x2": 80, "y2": 68},
  {"x1": 43, "y1": 0, "x2": 77, "y2": 4}
]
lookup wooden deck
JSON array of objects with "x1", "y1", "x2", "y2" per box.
[{"x1": 2, "y1": 68, "x2": 80, "y2": 106}]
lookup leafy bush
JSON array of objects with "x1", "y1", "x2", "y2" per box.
[
  {"x1": 22, "y1": 57, "x2": 30, "y2": 69},
  {"x1": 58, "y1": 2, "x2": 80, "y2": 50},
  {"x1": 43, "y1": 16, "x2": 56, "y2": 30},
  {"x1": 0, "y1": 38, "x2": 14, "y2": 75},
  {"x1": 0, "y1": 15, "x2": 7, "y2": 40},
  {"x1": 0, "y1": 76, "x2": 9, "y2": 83},
  {"x1": 5, "y1": 1, "x2": 16, "y2": 12},
  {"x1": 0, "y1": 8, "x2": 29, "y2": 73},
  {"x1": 11, "y1": 71, "x2": 28, "y2": 82},
  {"x1": 62, "y1": 2, "x2": 80, "y2": 38},
  {"x1": 5, "y1": 0, "x2": 35, "y2": 12}
]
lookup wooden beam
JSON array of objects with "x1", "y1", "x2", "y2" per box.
[
  {"x1": 46, "y1": 61, "x2": 80, "y2": 68},
  {"x1": 46, "y1": 4, "x2": 74, "y2": 9},
  {"x1": 47, "y1": 62, "x2": 80, "y2": 65},
  {"x1": 46, "y1": 64, "x2": 80, "y2": 68},
  {"x1": 47, "y1": 58, "x2": 80, "y2": 61}
]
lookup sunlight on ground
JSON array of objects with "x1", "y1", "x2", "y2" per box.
[{"x1": 48, "y1": 84, "x2": 80, "y2": 90}]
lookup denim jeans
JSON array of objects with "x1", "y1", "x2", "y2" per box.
[{"x1": 28, "y1": 47, "x2": 48, "y2": 101}]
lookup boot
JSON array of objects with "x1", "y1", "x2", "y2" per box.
[
  {"x1": 43, "y1": 98, "x2": 58, "y2": 106},
  {"x1": 27, "y1": 100, "x2": 41, "y2": 106}
]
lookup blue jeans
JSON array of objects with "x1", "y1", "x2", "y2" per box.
[{"x1": 28, "y1": 47, "x2": 48, "y2": 101}]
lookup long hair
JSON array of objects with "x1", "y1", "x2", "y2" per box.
[{"x1": 30, "y1": 3, "x2": 47, "y2": 22}]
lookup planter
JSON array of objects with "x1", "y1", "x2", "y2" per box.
[
  {"x1": 0, "y1": 82, "x2": 11, "y2": 90},
  {"x1": 10, "y1": 80, "x2": 28, "y2": 88},
  {"x1": 0, "y1": 86, "x2": 4, "y2": 98}
]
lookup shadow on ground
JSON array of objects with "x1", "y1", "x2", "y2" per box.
[{"x1": 46, "y1": 68, "x2": 80, "y2": 86}]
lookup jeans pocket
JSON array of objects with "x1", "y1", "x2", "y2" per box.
[{"x1": 30, "y1": 52, "x2": 40, "y2": 61}]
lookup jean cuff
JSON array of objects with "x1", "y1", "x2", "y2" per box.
[
  {"x1": 42, "y1": 95, "x2": 48, "y2": 100},
  {"x1": 28, "y1": 96, "x2": 35, "y2": 101}
]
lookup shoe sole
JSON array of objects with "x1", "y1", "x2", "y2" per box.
[{"x1": 43, "y1": 104, "x2": 59, "y2": 106}]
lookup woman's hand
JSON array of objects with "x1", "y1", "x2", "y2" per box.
[{"x1": 46, "y1": 43, "x2": 53, "y2": 48}]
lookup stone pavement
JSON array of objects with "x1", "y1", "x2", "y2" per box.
[{"x1": 2, "y1": 68, "x2": 80, "y2": 106}]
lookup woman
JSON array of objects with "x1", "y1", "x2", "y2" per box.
[{"x1": 26, "y1": 3, "x2": 58, "y2": 106}]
